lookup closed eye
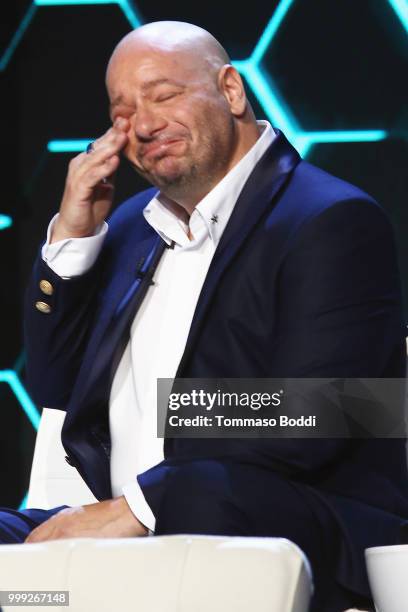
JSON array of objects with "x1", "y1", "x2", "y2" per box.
[{"x1": 156, "y1": 91, "x2": 181, "y2": 102}]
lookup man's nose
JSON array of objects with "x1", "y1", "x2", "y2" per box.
[{"x1": 132, "y1": 106, "x2": 167, "y2": 140}]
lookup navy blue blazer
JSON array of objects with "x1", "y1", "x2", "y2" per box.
[{"x1": 25, "y1": 130, "x2": 408, "y2": 596}]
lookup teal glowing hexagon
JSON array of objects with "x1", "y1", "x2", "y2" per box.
[
  {"x1": 232, "y1": 0, "x2": 407, "y2": 156},
  {"x1": 0, "y1": 0, "x2": 142, "y2": 71},
  {"x1": 0, "y1": 370, "x2": 40, "y2": 430},
  {"x1": 0, "y1": 215, "x2": 12, "y2": 231},
  {"x1": 387, "y1": 0, "x2": 408, "y2": 34}
]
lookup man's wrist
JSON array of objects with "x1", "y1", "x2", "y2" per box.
[
  {"x1": 114, "y1": 496, "x2": 149, "y2": 536},
  {"x1": 50, "y1": 219, "x2": 98, "y2": 243}
]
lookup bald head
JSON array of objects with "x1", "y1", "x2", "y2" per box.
[{"x1": 109, "y1": 21, "x2": 230, "y2": 79}]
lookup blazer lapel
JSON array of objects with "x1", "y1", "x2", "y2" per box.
[
  {"x1": 97, "y1": 232, "x2": 159, "y2": 331},
  {"x1": 176, "y1": 130, "x2": 301, "y2": 375},
  {"x1": 68, "y1": 232, "x2": 165, "y2": 417}
]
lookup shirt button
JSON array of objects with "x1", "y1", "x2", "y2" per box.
[
  {"x1": 39, "y1": 280, "x2": 54, "y2": 295},
  {"x1": 35, "y1": 301, "x2": 52, "y2": 314}
]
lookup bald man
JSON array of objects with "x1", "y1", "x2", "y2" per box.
[{"x1": 3, "y1": 21, "x2": 407, "y2": 612}]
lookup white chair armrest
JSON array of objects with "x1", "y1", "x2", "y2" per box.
[
  {"x1": 26, "y1": 408, "x2": 97, "y2": 509},
  {"x1": 0, "y1": 535, "x2": 313, "y2": 612}
]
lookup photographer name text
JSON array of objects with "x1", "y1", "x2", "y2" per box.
[{"x1": 168, "y1": 415, "x2": 317, "y2": 428}]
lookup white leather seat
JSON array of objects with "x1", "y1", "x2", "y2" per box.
[
  {"x1": 0, "y1": 535, "x2": 312, "y2": 612},
  {"x1": 26, "y1": 408, "x2": 97, "y2": 509}
]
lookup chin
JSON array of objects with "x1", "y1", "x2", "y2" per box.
[
  {"x1": 152, "y1": 172, "x2": 186, "y2": 190},
  {"x1": 149, "y1": 158, "x2": 190, "y2": 186}
]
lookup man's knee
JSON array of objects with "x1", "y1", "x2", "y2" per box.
[
  {"x1": 153, "y1": 460, "x2": 332, "y2": 553},
  {"x1": 154, "y1": 460, "x2": 246, "y2": 535}
]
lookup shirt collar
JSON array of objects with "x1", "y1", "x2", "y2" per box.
[{"x1": 143, "y1": 121, "x2": 276, "y2": 247}]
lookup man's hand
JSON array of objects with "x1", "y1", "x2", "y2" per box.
[
  {"x1": 51, "y1": 117, "x2": 130, "y2": 243},
  {"x1": 24, "y1": 496, "x2": 148, "y2": 543}
]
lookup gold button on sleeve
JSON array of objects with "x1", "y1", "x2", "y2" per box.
[
  {"x1": 39, "y1": 280, "x2": 54, "y2": 295},
  {"x1": 35, "y1": 301, "x2": 52, "y2": 314}
]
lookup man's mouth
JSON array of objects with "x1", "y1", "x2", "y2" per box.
[{"x1": 141, "y1": 139, "x2": 184, "y2": 160}]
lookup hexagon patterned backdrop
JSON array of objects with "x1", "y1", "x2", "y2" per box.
[{"x1": 0, "y1": 0, "x2": 407, "y2": 506}]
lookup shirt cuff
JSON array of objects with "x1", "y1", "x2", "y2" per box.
[
  {"x1": 122, "y1": 481, "x2": 156, "y2": 534},
  {"x1": 41, "y1": 213, "x2": 108, "y2": 278}
]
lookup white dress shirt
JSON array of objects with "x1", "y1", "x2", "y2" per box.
[{"x1": 42, "y1": 121, "x2": 275, "y2": 531}]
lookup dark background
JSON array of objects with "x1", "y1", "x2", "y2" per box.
[{"x1": 0, "y1": 0, "x2": 407, "y2": 506}]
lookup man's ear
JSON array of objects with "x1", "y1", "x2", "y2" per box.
[{"x1": 218, "y1": 65, "x2": 247, "y2": 117}]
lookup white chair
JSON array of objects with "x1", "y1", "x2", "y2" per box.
[
  {"x1": 26, "y1": 408, "x2": 97, "y2": 509},
  {"x1": 0, "y1": 535, "x2": 312, "y2": 612}
]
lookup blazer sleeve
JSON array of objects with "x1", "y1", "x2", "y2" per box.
[
  {"x1": 270, "y1": 197, "x2": 405, "y2": 378},
  {"x1": 24, "y1": 252, "x2": 103, "y2": 409},
  {"x1": 23, "y1": 189, "x2": 157, "y2": 412}
]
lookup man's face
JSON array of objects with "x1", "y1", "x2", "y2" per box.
[{"x1": 106, "y1": 45, "x2": 235, "y2": 194}]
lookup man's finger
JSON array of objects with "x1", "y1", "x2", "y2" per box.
[
  {"x1": 91, "y1": 118, "x2": 129, "y2": 153},
  {"x1": 84, "y1": 155, "x2": 120, "y2": 188},
  {"x1": 88, "y1": 134, "x2": 127, "y2": 160}
]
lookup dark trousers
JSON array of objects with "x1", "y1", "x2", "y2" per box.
[{"x1": 0, "y1": 461, "x2": 373, "y2": 612}]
